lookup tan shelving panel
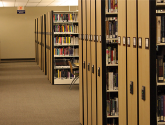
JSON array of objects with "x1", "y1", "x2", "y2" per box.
[
  {"x1": 138, "y1": 0, "x2": 150, "y2": 124},
  {"x1": 96, "y1": 0, "x2": 103, "y2": 124},
  {"x1": 82, "y1": 0, "x2": 88, "y2": 124},
  {"x1": 118, "y1": 0, "x2": 127, "y2": 124},
  {"x1": 127, "y1": 0, "x2": 137, "y2": 124},
  {"x1": 78, "y1": 0, "x2": 83, "y2": 124},
  {"x1": 87, "y1": 0, "x2": 92, "y2": 124}
]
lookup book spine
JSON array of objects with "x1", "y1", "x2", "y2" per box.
[
  {"x1": 159, "y1": 97, "x2": 161, "y2": 121},
  {"x1": 158, "y1": 56, "x2": 164, "y2": 82},
  {"x1": 162, "y1": 16, "x2": 165, "y2": 42},
  {"x1": 164, "y1": 96, "x2": 165, "y2": 121},
  {"x1": 164, "y1": 63, "x2": 165, "y2": 82},
  {"x1": 156, "y1": 16, "x2": 161, "y2": 44},
  {"x1": 161, "y1": 96, "x2": 164, "y2": 122},
  {"x1": 112, "y1": 99, "x2": 115, "y2": 116}
]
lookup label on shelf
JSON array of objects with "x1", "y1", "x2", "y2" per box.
[
  {"x1": 118, "y1": 36, "x2": 121, "y2": 44},
  {"x1": 133, "y1": 37, "x2": 136, "y2": 46},
  {"x1": 127, "y1": 37, "x2": 130, "y2": 46},
  {"x1": 159, "y1": 77, "x2": 164, "y2": 80},
  {"x1": 123, "y1": 37, "x2": 126, "y2": 45},
  {"x1": 139, "y1": 38, "x2": 142, "y2": 47}
]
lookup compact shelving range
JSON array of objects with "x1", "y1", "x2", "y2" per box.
[
  {"x1": 53, "y1": 11, "x2": 79, "y2": 85},
  {"x1": 105, "y1": 0, "x2": 119, "y2": 124},
  {"x1": 156, "y1": 1, "x2": 165, "y2": 125}
]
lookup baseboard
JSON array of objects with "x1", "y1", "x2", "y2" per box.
[{"x1": 0, "y1": 58, "x2": 35, "y2": 63}]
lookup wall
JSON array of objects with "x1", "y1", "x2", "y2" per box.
[{"x1": 0, "y1": 6, "x2": 78, "y2": 59}]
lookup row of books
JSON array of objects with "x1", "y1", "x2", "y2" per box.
[
  {"x1": 53, "y1": 14, "x2": 78, "y2": 22},
  {"x1": 106, "y1": 17, "x2": 118, "y2": 39},
  {"x1": 156, "y1": 16, "x2": 165, "y2": 44},
  {"x1": 106, "y1": 39, "x2": 118, "y2": 44},
  {"x1": 106, "y1": 47, "x2": 118, "y2": 65},
  {"x1": 54, "y1": 69, "x2": 79, "y2": 79},
  {"x1": 54, "y1": 36, "x2": 79, "y2": 45},
  {"x1": 157, "y1": 0, "x2": 165, "y2": 3},
  {"x1": 157, "y1": 95, "x2": 165, "y2": 122},
  {"x1": 55, "y1": 59, "x2": 79, "y2": 67},
  {"x1": 106, "y1": 72, "x2": 118, "y2": 90},
  {"x1": 54, "y1": 47, "x2": 79, "y2": 56},
  {"x1": 54, "y1": 25, "x2": 79, "y2": 33},
  {"x1": 107, "y1": 97, "x2": 119, "y2": 116},
  {"x1": 105, "y1": 0, "x2": 118, "y2": 13}
]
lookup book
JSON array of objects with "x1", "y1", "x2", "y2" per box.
[
  {"x1": 156, "y1": 16, "x2": 161, "y2": 44},
  {"x1": 161, "y1": 95, "x2": 164, "y2": 122},
  {"x1": 161, "y1": 16, "x2": 165, "y2": 43},
  {"x1": 157, "y1": 56, "x2": 164, "y2": 82},
  {"x1": 158, "y1": 96, "x2": 161, "y2": 122},
  {"x1": 108, "y1": 72, "x2": 113, "y2": 90},
  {"x1": 53, "y1": 13, "x2": 78, "y2": 22}
]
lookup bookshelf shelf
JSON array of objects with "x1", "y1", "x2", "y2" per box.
[
  {"x1": 54, "y1": 21, "x2": 79, "y2": 24},
  {"x1": 54, "y1": 32, "x2": 79, "y2": 35},
  {"x1": 106, "y1": 64, "x2": 118, "y2": 66},
  {"x1": 107, "y1": 116, "x2": 119, "y2": 118},
  {"x1": 157, "y1": 83, "x2": 165, "y2": 86},
  {"x1": 54, "y1": 66, "x2": 78, "y2": 69},
  {"x1": 157, "y1": 122, "x2": 165, "y2": 125},
  {"x1": 106, "y1": 12, "x2": 118, "y2": 15},
  {"x1": 54, "y1": 44, "x2": 79, "y2": 47},
  {"x1": 107, "y1": 90, "x2": 118, "y2": 92},
  {"x1": 156, "y1": 43, "x2": 165, "y2": 46},
  {"x1": 106, "y1": 38, "x2": 118, "y2": 40},
  {"x1": 156, "y1": 3, "x2": 165, "y2": 6},
  {"x1": 54, "y1": 78, "x2": 79, "y2": 85},
  {"x1": 54, "y1": 55, "x2": 79, "y2": 58},
  {"x1": 53, "y1": 11, "x2": 78, "y2": 13}
]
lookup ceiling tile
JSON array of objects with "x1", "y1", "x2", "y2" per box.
[
  {"x1": 16, "y1": 0, "x2": 28, "y2": 2},
  {"x1": 48, "y1": 0, "x2": 66, "y2": 6},
  {"x1": 26, "y1": 2, "x2": 38, "y2": 6},
  {"x1": 15, "y1": 2, "x2": 27, "y2": 6},
  {"x1": 28, "y1": 0, "x2": 41, "y2": 2},
  {"x1": 37, "y1": 2, "x2": 52, "y2": 6}
]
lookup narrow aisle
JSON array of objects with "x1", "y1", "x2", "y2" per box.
[{"x1": 0, "y1": 62, "x2": 79, "y2": 125}]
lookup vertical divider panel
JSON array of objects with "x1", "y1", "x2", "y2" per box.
[
  {"x1": 96, "y1": 0, "x2": 102, "y2": 124},
  {"x1": 38, "y1": 17, "x2": 42, "y2": 69},
  {"x1": 46, "y1": 12, "x2": 50, "y2": 82},
  {"x1": 87, "y1": 0, "x2": 92, "y2": 124},
  {"x1": 127, "y1": 0, "x2": 137, "y2": 124},
  {"x1": 83, "y1": 0, "x2": 88, "y2": 124},
  {"x1": 118, "y1": 0, "x2": 127, "y2": 124},
  {"x1": 50, "y1": 11, "x2": 53, "y2": 84},
  {"x1": 78, "y1": 0, "x2": 83, "y2": 124},
  {"x1": 41, "y1": 15, "x2": 44, "y2": 72},
  {"x1": 42, "y1": 14, "x2": 46, "y2": 75},
  {"x1": 37, "y1": 18, "x2": 39, "y2": 65},
  {"x1": 35, "y1": 19, "x2": 37, "y2": 62},
  {"x1": 138, "y1": 0, "x2": 156, "y2": 124},
  {"x1": 138, "y1": 0, "x2": 150, "y2": 124},
  {"x1": 91, "y1": 0, "x2": 97, "y2": 124}
]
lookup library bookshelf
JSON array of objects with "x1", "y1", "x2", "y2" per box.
[
  {"x1": 156, "y1": 2, "x2": 165, "y2": 125},
  {"x1": 53, "y1": 11, "x2": 79, "y2": 85}
]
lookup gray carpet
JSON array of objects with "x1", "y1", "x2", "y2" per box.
[{"x1": 0, "y1": 62, "x2": 80, "y2": 125}]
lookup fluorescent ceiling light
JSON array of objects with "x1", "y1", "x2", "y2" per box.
[
  {"x1": 3, "y1": 1, "x2": 14, "y2": 7},
  {"x1": 60, "y1": 0, "x2": 78, "y2": 6},
  {"x1": 0, "y1": 1, "x2": 3, "y2": 7}
]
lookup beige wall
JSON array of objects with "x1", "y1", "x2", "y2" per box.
[{"x1": 0, "y1": 6, "x2": 78, "y2": 59}]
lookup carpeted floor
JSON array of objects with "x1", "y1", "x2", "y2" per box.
[{"x1": 0, "y1": 62, "x2": 80, "y2": 125}]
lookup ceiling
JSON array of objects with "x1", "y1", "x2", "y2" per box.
[{"x1": 0, "y1": 0, "x2": 78, "y2": 7}]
